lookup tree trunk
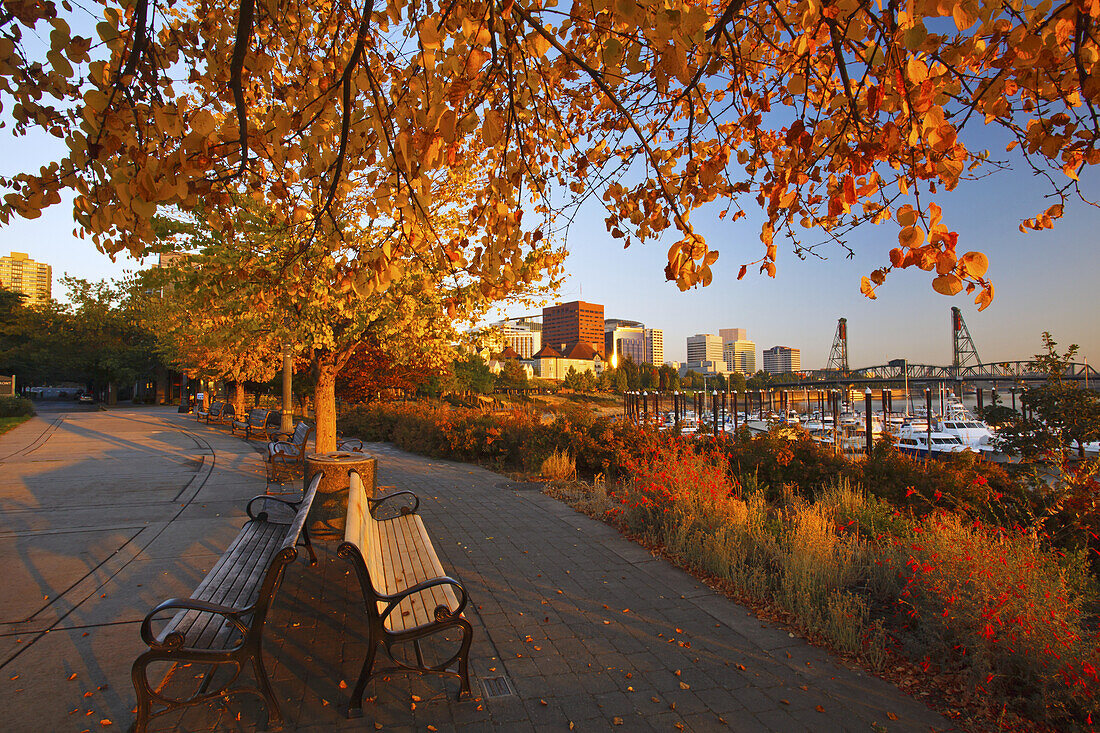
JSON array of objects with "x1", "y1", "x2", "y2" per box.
[
  {"x1": 230, "y1": 381, "x2": 245, "y2": 418},
  {"x1": 155, "y1": 367, "x2": 167, "y2": 404},
  {"x1": 314, "y1": 350, "x2": 338, "y2": 453}
]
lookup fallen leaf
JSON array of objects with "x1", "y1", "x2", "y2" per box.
[
  {"x1": 679, "y1": 682, "x2": 690, "y2": 690},
  {"x1": 100, "y1": 721, "x2": 112, "y2": 727},
  {"x1": 540, "y1": 699, "x2": 548, "y2": 706},
  {"x1": 411, "y1": 695, "x2": 421, "y2": 702},
  {"x1": 887, "y1": 712, "x2": 899, "y2": 721},
  {"x1": 816, "y1": 705, "x2": 826, "y2": 713},
  {"x1": 427, "y1": 726, "x2": 437, "y2": 732},
  {"x1": 650, "y1": 696, "x2": 660, "y2": 703},
  {"x1": 338, "y1": 680, "x2": 347, "y2": 689},
  {"x1": 625, "y1": 673, "x2": 633, "y2": 679},
  {"x1": 780, "y1": 699, "x2": 790, "y2": 705},
  {"x1": 612, "y1": 717, "x2": 623, "y2": 725}
]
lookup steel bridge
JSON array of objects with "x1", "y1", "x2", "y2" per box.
[
  {"x1": 787, "y1": 360, "x2": 1098, "y2": 388},
  {"x1": 789, "y1": 310, "x2": 1099, "y2": 390}
]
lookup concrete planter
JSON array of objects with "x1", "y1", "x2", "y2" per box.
[{"x1": 304, "y1": 451, "x2": 377, "y2": 539}]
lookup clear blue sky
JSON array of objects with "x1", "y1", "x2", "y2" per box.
[
  {"x1": 2, "y1": 118, "x2": 1096, "y2": 370},
  {"x1": 506, "y1": 160, "x2": 1099, "y2": 368}
]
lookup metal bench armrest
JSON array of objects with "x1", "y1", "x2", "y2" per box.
[
  {"x1": 140, "y1": 597, "x2": 250, "y2": 649},
  {"x1": 337, "y1": 437, "x2": 364, "y2": 451},
  {"x1": 368, "y1": 491, "x2": 420, "y2": 519},
  {"x1": 379, "y1": 576, "x2": 469, "y2": 624},
  {"x1": 246, "y1": 494, "x2": 301, "y2": 521}
]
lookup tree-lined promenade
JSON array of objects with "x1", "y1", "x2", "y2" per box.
[{"x1": 5, "y1": 0, "x2": 1100, "y2": 727}]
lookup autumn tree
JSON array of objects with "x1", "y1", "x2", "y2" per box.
[
  {"x1": 336, "y1": 336, "x2": 450, "y2": 403},
  {"x1": 8, "y1": 0, "x2": 1100, "y2": 311}
]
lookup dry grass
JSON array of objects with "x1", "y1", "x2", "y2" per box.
[{"x1": 540, "y1": 448, "x2": 577, "y2": 482}]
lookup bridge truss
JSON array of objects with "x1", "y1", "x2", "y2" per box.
[{"x1": 789, "y1": 360, "x2": 1098, "y2": 388}]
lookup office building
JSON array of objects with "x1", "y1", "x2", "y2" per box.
[
  {"x1": 763, "y1": 346, "x2": 801, "y2": 374},
  {"x1": 543, "y1": 300, "x2": 604, "y2": 353},
  {"x1": 605, "y1": 319, "x2": 646, "y2": 368},
  {"x1": 494, "y1": 318, "x2": 542, "y2": 359},
  {"x1": 644, "y1": 328, "x2": 664, "y2": 366},
  {"x1": 721, "y1": 328, "x2": 756, "y2": 374},
  {"x1": 0, "y1": 251, "x2": 51, "y2": 305},
  {"x1": 686, "y1": 333, "x2": 723, "y2": 363},
  {"x1": 719, "y1": 327, "x2": 747, "y2": 343}
]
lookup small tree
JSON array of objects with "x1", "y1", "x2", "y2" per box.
[
  {"x1": 453, "y1": 353, "x2": 495, "y2": 395},
  {"x1": 495, "y1": 359, "x2": 529, "y2": 391},
  {"x1": 996, "y1": 334, "x2": 1100, "y2": 461}
]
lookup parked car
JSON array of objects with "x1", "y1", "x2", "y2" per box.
[{"x1": 78, "y1": 393, "x2": 93, "y2": 403}]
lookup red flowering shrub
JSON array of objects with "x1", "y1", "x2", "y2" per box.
[{"x1": 891, "y1": 513, "x2": 1100, "y2": 722}]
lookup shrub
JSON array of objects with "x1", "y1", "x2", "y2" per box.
[
  {"x1": 0, "y1": 396, "x2": 35, "y2": 417},
  {"x1": 540, "y1": 449, "x2": 576, "y2": 482},
  {"x1": 888, "y1": 514, "x2": 1100, "y2": 722}
]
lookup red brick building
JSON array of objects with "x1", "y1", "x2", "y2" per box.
[{"x1": 541, "y1": 301, "x2": 604, "y2": 354}]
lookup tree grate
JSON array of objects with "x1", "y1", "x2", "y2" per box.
[{"x1": 480, "y1": 675, "x2": 515, "y2": 698}]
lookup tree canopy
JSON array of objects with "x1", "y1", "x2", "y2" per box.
[{"x1": 5, "y1": 0, "x2": 1100, "y2": 308}]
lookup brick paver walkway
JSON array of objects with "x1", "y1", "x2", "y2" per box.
[{"x1": 0, "y1": 406, "x2": 955, "y2": 732}]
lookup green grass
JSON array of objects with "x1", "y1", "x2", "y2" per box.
[{"x1": 0, "y1": 416, "x2": 32, "y2": 436}]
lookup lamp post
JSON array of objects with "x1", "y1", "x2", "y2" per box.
[{"x1": 281, "y1": 343, "x2": 294, "y2": 433}]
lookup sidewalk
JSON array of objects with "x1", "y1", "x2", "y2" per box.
[{"x1": 0, "y1": 406, "x2": 955, "y2": 731}]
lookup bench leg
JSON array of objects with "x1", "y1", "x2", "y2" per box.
[
  {"x1": 250, "y1": 652, "x2": 283, "y2": 730},
  {"x1": 346, "y1": 639, "x2": 378, "y2": 718},
  {"x1": 131, "y1": 655, "x2": 154, "y2": 733},
  {"x1": 455, "y1": 618, "x2": 473, "y2": 701},
  {"x1": 299, "y1": 527, "x2": 318, "y2": 566}
]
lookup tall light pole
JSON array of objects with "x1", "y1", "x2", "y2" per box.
[{"x1": 281, "y1": 343, "x2": 294, "y2": 433}]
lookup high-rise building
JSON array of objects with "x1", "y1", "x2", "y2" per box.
[
  {"x1": 0, "y1": 252, "x2": 51, "y2": 305},
  {"x1": 721, "y1": 327, "x2": 756, "y2": 374},
  {"x1": 494, "y1": 319, "x2": 542, "y2": 359},
  {"x1": 763, "y1": 346, "x2": 801, "y2": 374},
  {"x1": 543, "y1": 300, "x2": 604, "y2": 353},
  {"x1": 644, "y1": 328, "x2": 664, "y2": 366},
  {"x1": 686, "y1": 334, "x2": 723, "y2": 363},
  {"x1": 604, "y1": 319, "x2": 646, "y2": 368},
  {"x1": 719, "y1": 327, "x2": 747, "y2": 343}
]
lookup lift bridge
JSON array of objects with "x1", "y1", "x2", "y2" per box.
[{"x1": 791, "y1": 309, "x2": 1098, "y2": 389}]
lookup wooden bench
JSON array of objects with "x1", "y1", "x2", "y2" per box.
[
  {"x1": 264, "y1": 420, "x2": 363, "y2": 480},
  {"x1": 338, "y1": 469, "x2": 472, "y2": 717},
  {"x1": 211, "y1": 403, "x2": 237, "y2": 428},
  {"x1": 195, "y1": 400, "x2": 224, "y2": 422},
  {"x1": 131, "y1": 473, "x2": 322, "y2": 732},
  {"x1": 232, "y1": 408, "x2": 277, "y2": 440},
  {"x1": 264, "y1": 420, "x2": 315, "y2": 481}
]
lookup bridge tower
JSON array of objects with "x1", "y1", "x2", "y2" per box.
[
  {"x1": 826, "y1": 318, "x2": 849, "y2": 372},
  {"x1": 951, "y1": 307, "x2": 982, "y2": 374}
]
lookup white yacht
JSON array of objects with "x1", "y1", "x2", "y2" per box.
[
  {"x1": 934, "y1": 417, "x2": 997, "y2": 453},
  {"x1": 894, "y1": 423, "x2": 970, "y2": 458}
]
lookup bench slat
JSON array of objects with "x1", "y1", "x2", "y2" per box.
[
  {"x1": 405, "y1": 515, "x2": 459, "y2": 622},
  {"x1": 395, "y1": 514, "x2": 448, "y2": 622},
  {"x1": 162, "y1": 522, "x2": 285, "y2": 649}
]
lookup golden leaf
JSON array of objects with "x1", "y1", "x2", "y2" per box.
[
  {"x1": 959, "y1": 251, "x2": 988, "y2": 278},
  {"x1": 898, "y1": 226, "x2": 924, "y2": 248},
  {"x1": 896, "y1": 205, "x2": 918, "y2": 227},
  {"x1": 932, "y1": 273, "x2": 963, "y2": 296}
]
